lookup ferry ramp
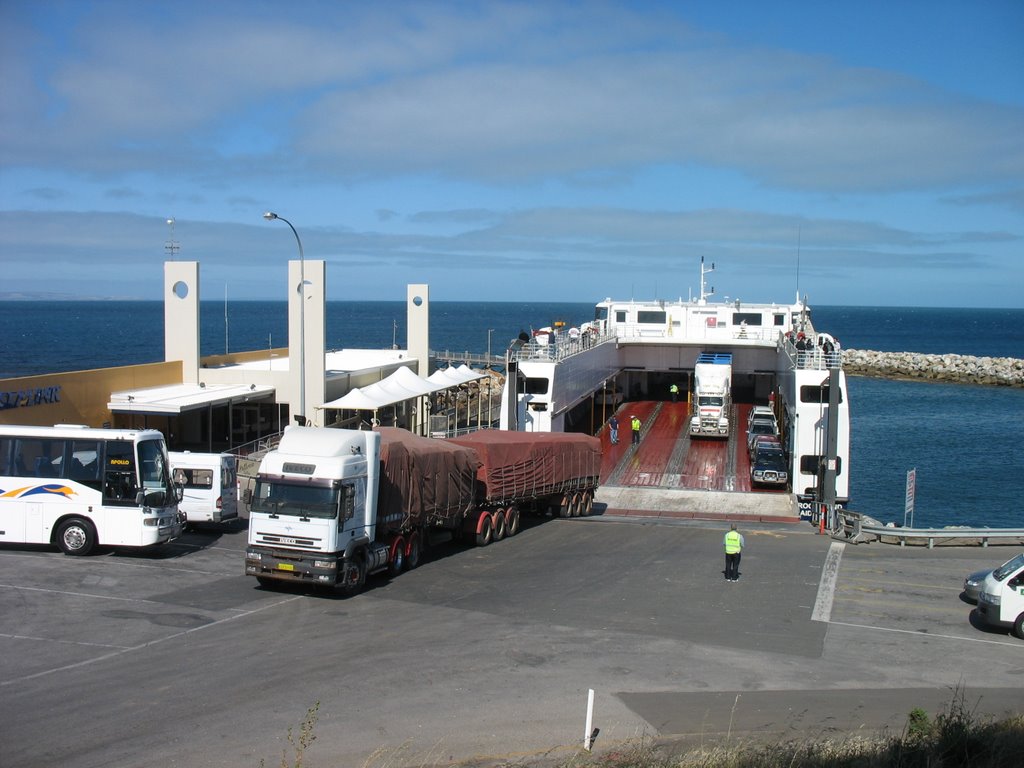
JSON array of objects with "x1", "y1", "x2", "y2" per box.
[{"x1": 598, "y1": 400, "x2": 797, "y2": 522}]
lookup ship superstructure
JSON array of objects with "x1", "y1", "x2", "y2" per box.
[{"x1": 499, "y1": 259, "x2": 849, "y2": 511}]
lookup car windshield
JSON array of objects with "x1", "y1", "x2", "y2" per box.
[
  {"x1": 750, "y1": 422, "x2": 776, "y2": 436},
  {"x1": 993, "y1": 553, "x2": 1024, "y2": 580}
]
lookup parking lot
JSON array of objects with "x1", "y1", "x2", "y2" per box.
[{"x1": 1, "y1": 514, "x2": 1021, "y2": 767}]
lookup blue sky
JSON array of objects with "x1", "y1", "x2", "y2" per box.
[{"x1": 1, "y1": 0, "x2": 1022, "y2": 307}]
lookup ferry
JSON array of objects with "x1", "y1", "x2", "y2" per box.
[{"x1": 499, "y1": 259, "x2": 850, "y2": 515}]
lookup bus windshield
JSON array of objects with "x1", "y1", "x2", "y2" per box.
[
  {"x1": 136, "y1": 438, "x2": 173, "y2": 506},
  {"x1": 251, "y1": 480, "x2": 340, "y2": 519}
]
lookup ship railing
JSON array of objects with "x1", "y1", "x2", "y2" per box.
[
  {"x1": 508, "y1": 329, "x2": 617, "y2": 364},
  {"x1": 784, "y1": 340, "x2": 844, "y2": 371}
]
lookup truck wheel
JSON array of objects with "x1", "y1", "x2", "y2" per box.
[
  {"x1": 256, "y1": 576, "x2": 276, "y2": 589},
  {"x1": 505, "y1": 506, "x2": 521, "y2": 537},
  {"x1": 581, "y1": 490, "x2": 594, "y2": 516},
  {"x1": 56, "y1": 518, "x2": 96, "y2": 556},
  {"x1": 388, "y1": 538, "x2": 405, "y2": 577},
  {"x1": 558, "y1": 495, "x2": 572, "y2": 518},
  {"x1": 341, "y1": 557, "x2": 366, "y2": 596},
  {"x1": 406, "y1": 535, "x2": 421, "y2": 570},
  {"x1": 1014, "y1": 613, "x2": 1024, "y2": 640},
  {"x1": 492, "y1": 510, "x2": 507, "y2": 542},
  {"x1": 571, "y1": 492, "x2": 584, "y2": 517},
  {"x1": 475, "y1": 514, "x2": 493, "y2": 547}
]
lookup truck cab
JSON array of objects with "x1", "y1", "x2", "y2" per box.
[
  {"x1": 976, "y1": 552, "x2": 1024, "y2": 639},
  {"x1": 244, "y1": 428, "x2": 384, "y2": 591}
]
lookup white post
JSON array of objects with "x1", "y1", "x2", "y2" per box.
[{"x1": 583, "y1": 688, "x2": 595, "y2": 750}]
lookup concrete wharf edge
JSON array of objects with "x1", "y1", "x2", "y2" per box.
[{"x1": 594, "y1": 485, "x2": 801, "y2": 524}]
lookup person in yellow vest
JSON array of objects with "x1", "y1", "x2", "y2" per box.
[
  {"x1": 669, "y1": 383, "x2": 679, "y2": 402},
  {"x1": 630, "y1": 414, "x2": 642, "y2": 445},
  {"x1": 723, "y1": 523, "x2": 745, "y2": 582}
]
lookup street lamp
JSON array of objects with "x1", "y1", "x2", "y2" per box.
[
  {"x1": 487, "y1": 328, "x2": 494, "y2": 366},
  {"x1": 263, "y1": 211, "x2": 306, "y2": 424}
]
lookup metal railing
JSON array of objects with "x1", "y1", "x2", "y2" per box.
[{"x1": 832, "y1": 509, "x2": 1024, "y2": 548}]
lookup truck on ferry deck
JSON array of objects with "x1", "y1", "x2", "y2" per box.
[
  {"x1": 244, "y1": 426, "x2": 600, "y2": 593},
  {"x1": 689, "y1": 353, "x2": 733, "y2": 438},
  {"x1": 976, "y1": 552, "x2": 1024, "y2": 639}
]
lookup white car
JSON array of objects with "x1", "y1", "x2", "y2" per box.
[{"x1": 976, "y1": 552, "x2": 1024, "y2": 639}]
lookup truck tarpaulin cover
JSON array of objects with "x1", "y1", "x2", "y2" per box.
[
  {"x1": 449, "y1": 430, "x2": 601, "y2": 503},
  {"x1": 376, "y1": 428, "x2": 479, "y2": 526}
]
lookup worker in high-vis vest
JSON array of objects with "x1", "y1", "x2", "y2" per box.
[
  {"x1": 669, "y1": 382, "x2": 679, "y2": 402},
  {"x1": 723, "y1": 523, "x2": 745, "y2": 582}
]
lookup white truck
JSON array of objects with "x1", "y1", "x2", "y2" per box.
[
  {"x1": 976, "y1": 552, "x2": 1024, "y2": 639},
  {"x1": 244, "y1": 426, "x2": 600, "y2": 594},
  {"x1": 689, "y1": 352, "x2": 732, "y2": 438}
]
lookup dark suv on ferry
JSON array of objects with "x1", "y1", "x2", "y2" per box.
[{"x1": 750, "y1": 446, "x2": 788, "y2": 488}]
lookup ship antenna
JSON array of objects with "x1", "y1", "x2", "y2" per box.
[
  {"x1": 795, "y1": 225, "x2": 801, "y2": 303},
  {"x1": 699, "y1": 256, "x2": 715, "y2": 305},
  {"x1": 165, "y1": 218, "x2": 180, "y2": 261}
]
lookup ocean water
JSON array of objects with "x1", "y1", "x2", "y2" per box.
[{"x1": 2, "y1": 301, "x2": 1022, "y2": 529}]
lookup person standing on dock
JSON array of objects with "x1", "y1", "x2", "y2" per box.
[
  {"x1": 723, "y1": 524, "x2": 744, "y2": 582},
  {"x1": 609, "y1": 415, "x2": 620, "y2": 445},
  {"x1": 670, "y1": 383, "x2": 679, "y2": 402},
  {"x1": 630, "y1": 414, "x2": 641, "y2": 445}
]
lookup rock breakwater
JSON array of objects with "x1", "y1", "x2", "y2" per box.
[{"x1": 842, "y1": 349, "x2": 1024, "y2": 387}]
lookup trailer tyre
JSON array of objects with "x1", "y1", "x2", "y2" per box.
[
  {"x1": 56, "y1": 517, "x2": 96, "y2": 556},
  {"x1": 581, "y1": 490, "x2": 594, "y2": 517},
  {"x1": 406, "y1": 535, "x2": 421, "y2": 570},
  {"x1": 558, "y1": 495, "x2": 572, "y2": 518},
  {"x1": 1014, "y1": 612, "x2": 1024, "y2": 640},
  {"x1": 475, "y1": 514, "x2": 493, "y2": 547},
  {"x1": 492, "y1": 510, "x2": 507, "y2": 542},
  {"x1": 505, "y1": 506, "x2": 520, "y2": 537}
]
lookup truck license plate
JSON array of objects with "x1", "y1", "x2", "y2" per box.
[{"x1": 277, "y1": 563, "x2": 295, "y2": 572}]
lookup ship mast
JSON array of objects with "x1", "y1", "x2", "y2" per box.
[{"x1": 698, "y1": 256, "x2": 715, "y2": 305}]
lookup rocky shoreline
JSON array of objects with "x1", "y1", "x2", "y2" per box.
[{"x1": 841, "y1": 349, "x2": 1024, "y2": 388}]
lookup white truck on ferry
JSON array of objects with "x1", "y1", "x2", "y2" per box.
[{"x1": 689, "y1": 352, "x2": 732, "y2": 438}]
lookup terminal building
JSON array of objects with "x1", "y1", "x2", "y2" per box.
[{"x1": 1, "y1": 260, "x2": 489, "y2": 453}]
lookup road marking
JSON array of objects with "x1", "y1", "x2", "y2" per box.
[
  {"x1": 0, "y1": 594, "x2": 303, "y2": 687},
  {"x1": 827, "y1": 620, "x2": 1023, "y2": 648},
  {"x1": 811, "y1": 541, "x2": 844, "y2": 622},
  {"x1": 0, "y1": 633, "x2": 130, "y2": 650}
]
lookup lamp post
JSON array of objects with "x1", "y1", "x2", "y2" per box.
[
  {"x1": 263, "y1": 211, "x2": 306, "y2": 424},
  {"x1": 486, "y1": 328, "x2": 494, "y2": 366}
]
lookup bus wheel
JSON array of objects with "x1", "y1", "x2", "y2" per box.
[
  {"x1": 1014, "y1": 613, "x2": 1024, "y2": 641},
  {"x1": 406, "y1": 535, "x2": 422, "y2": 571},
  {"x1": 56, "y1": 518, "x2": 96, "y2": 556},
  {"x1": 505, "y1": 506, "x2": 521, "y2": 537},
  {"x1": 492, "y1": 509, "x2": 507, "y2": 542},
  {"x1": 476, "y1": 514, "x2": 493, "y2": 547}
]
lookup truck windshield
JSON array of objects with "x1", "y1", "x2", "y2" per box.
[
  {"x1": 698, "y1": 396, "x2": 724, "y2": 407},
  {"x1": 251, "y1": 480, "x2": 339, "y2": 519}
]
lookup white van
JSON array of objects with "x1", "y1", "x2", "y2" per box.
[
  {"x1": 169, "y1": 452, "x2": 238, "y2": 524},
  {"x1": 976, "y1": 552, "x2": 1024, "y2": 639}
]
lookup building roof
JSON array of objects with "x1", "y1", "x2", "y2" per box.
[{"x1": 108, "y1": 382, "x2": 276, "y2": 415}]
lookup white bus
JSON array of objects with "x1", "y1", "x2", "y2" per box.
[{"x1": 0, "y1": 424, "x2": 184, "y2": 556}]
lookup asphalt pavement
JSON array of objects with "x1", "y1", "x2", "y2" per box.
[{"x1": 1, "y1": 508, "x2": 1021, "y2": 768}]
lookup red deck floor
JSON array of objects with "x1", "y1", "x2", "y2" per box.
[{"x1": 598, "y1": 401, "x2": 781, "y2": 495}]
